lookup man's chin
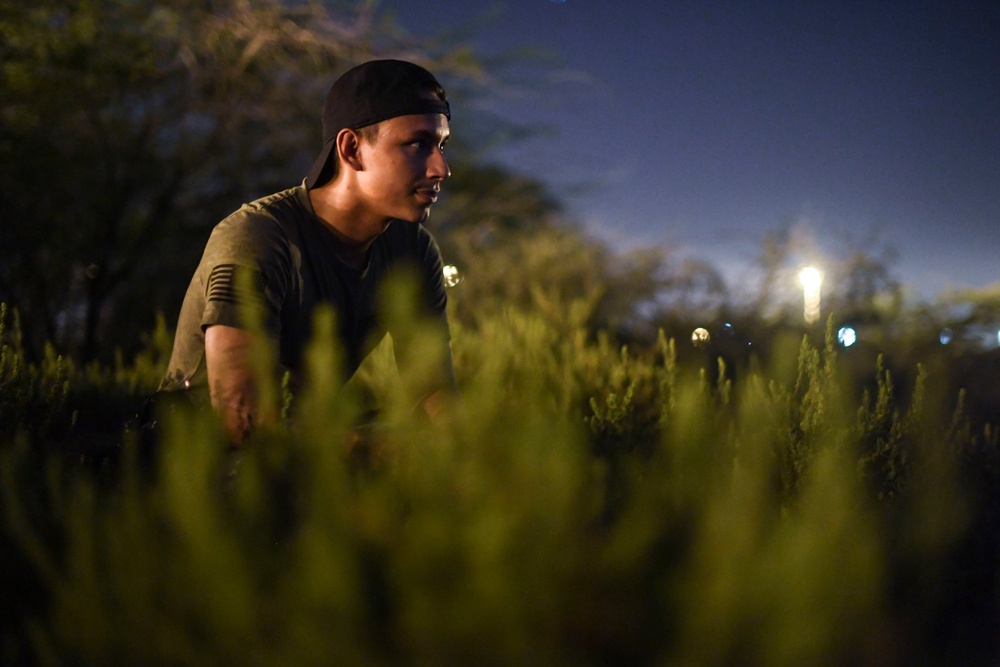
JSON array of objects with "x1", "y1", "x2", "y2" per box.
[
  {"x1": 405, "y1": 208, "x2": 432, "y2": 224},
  {"x1": 388, "y1": 204, "x2": 433, "y2": 225}
]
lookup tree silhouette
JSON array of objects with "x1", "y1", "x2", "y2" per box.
[{"x1": 0, "y1": 0, "x2": 491, "y2": 360}]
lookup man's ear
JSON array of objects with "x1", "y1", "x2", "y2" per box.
[{"x1": 336, "y1": 128, "x2": 364, "y2": 171}]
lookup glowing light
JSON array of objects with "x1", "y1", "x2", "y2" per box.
[
  {"x1": 837, "y1": 326, "x2": 857, "y2": 347},
  {"x1": 691, "y1": 327, "x2": 710, "y2": 347},
  {"x1": 799, "y1": 266, "x2": 823, "y2": 325},
  {"x1": 939, "y1": 328, "x2": 953, "y2": 345},
  {"x1": 442, "y1": 264, "x2": 462, "y2": 288}
]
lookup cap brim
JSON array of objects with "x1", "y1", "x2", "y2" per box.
[{"x1": 305, "y1": 137, "x2": 337, "y2": 189}]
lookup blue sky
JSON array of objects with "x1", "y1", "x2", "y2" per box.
[{"x1": 385, "y1": 1, "x2": 1000, "y2": 300}]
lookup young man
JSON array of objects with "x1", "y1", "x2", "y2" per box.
[{"x1": 159, "y1": 59, "x2": 454, "y2": 442}]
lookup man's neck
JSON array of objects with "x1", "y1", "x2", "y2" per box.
[{"x1": 307, "y1": 182, "x2": 389, "y2": 269}]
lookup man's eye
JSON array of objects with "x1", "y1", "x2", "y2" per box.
[{"x1": 406, "y1": 139, "x2": 446, "y2": 152}]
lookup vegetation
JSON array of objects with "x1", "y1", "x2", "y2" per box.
[
  {"x1": 3, "y1": 287, "x2": 1000, "y2": 665},
  {"x1": 4, "y1": 1, "x2": 1000, "y2": 664},
  {"x1": 0, "y1": 0, "x2": 508, "y2": 361}
]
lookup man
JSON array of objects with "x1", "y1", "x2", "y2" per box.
[{"x1": 159, "y1": 59, "x2": 454, "y2": 442}]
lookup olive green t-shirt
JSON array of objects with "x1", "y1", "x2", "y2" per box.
[{"x1": 160, "y1": 182, "x2": 450, "y2": 392}]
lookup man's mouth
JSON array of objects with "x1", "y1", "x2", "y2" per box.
[{"x1": 415, "y1": 187, "x2": 439, "y2": 204}]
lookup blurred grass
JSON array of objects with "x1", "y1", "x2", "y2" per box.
[{"x1": 2, "y1": 286, "x2": 1000, "y2": 665}]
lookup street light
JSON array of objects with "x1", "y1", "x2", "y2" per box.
[{"x1": 799, "y1": 266, "x2": 823, "y2": 325}]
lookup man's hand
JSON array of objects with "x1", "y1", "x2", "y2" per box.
[{"x1": 205, "y1": 325, "x2": 258, "y2": 445}]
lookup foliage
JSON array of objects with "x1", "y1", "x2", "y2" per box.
[
  {"x1": 2, "y1": 286, "x2": 1000, "y2": 665},
  {"x1": 443, "y1": 223, "x2": 676, "y2": 343},
  {"x1": 0, "y1": 302, "x2": 168, "y2": 453},
  {"x1": 4, "y1": 1, "x2": 1000, "y2": 662},
  {"x1": 738, "y1": 224, "x2": 905, "y2": 327},
  {"x1": 0, "y1": 0, "x2": 502, "y2": 361},
  {"x1": 0, "y1": 0, "x2": 742, "y2": 366}
]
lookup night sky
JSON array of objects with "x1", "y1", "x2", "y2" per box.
[{"x1": 386, "y1": 1, "x2": 999, "y2": 301}]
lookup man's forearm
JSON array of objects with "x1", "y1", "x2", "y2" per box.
[
  {"x1": 211, "y1": 377, "x2": 257, "y2": 445},
  {"x1": 205, "y1": 325, "x2": 260, "y2": 445}
]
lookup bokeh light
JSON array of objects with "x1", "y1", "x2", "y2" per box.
[
  {"x1": 442, "y1": 264, "x2": 462, "y2": 288},
  {"x1": 691, "y1": 327, "x2": 710, "y2": 347},
  {"x1": 799, "y1": 266, "x2": 823, "y2": 325},
  {"x1": 837, "y1": 326, "x2": 857, "y2": 348}
]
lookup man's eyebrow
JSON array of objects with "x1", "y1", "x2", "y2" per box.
[{"x1": 407, "y1": 129, "x2": 450, "y2": 142}]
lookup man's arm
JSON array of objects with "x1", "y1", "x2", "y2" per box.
[{"x1": 205, "y1": 324, "x2": 258, "y2": 445}]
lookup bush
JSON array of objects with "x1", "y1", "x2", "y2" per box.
[{"x1": 2, "y1": 293, "x2": 999, "y2": 665}]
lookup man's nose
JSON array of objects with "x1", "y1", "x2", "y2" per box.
[{"x1": 428, "y1": 148, "x2": 450, "y2": 181}]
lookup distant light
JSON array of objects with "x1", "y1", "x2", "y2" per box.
[
  {"x1": 837, "y1": 326, "x2": 857, "y2": 347},
  {"x1": 799, "y1": 267, "x2": 822, "y2": 290},
  {"x1": 442, "y1": 264, "x2": 462, "y2": 288},
  {"x1": 940, "y1": 328, "x2": 953, "y2": 345},
  {"x1": 692, "y1": 327, "x2": 710, "y2": 347},
  {"x1": 799, "y1": 266, "x2": 823, "y2": 324},
  {"x1": 996, "y1": 329, "x2": 1000, "y2": 347},
  {"x1": 719, "y1": 322, "x2": 734, "y2": 336}
]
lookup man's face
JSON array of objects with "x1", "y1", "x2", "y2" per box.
[{"x1": 355, "y1": 113, "x2": 451, "y2": 224}]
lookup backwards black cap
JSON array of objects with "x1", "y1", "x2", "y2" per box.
[{"x1": 305, "y1": 59, "x2": 450, "y2": 188}]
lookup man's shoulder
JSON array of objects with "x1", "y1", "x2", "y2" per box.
[
  {"x1": 212, "y1": 185, "x2": 309, "y2": 243},
  {"x1": 242, "y1": 184, "x2": 309, "y2": 218},
  {"x1": 203, "y1": 187, "x2": 312, "y2": 267},
  {"x1": 227, "y1": 184, "x2": 309, "y2": 228}
]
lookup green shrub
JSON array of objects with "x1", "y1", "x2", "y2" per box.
[
  {"x1": 2, "y1": 292, "x2": 998, "y2": 665},
  {"x1": 1, "y1": 304, "x2": 168, "y2": 453}
]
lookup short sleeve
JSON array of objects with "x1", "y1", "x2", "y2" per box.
[{"x1": 198, "y1": 211, "x2": 291, "y2": 335}]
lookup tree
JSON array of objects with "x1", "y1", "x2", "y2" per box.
[
  {"x1": 0, "y1": 0, "x2": 492, "y2": 360},
  {"x1": 825, "y1": 239, "x2": 903, "y2": 325},
  {"x1": 1, "y1": 0, "x2": 686, "y2": 362},
  {"x1": 444, "y1": 219, "x2": 680, "y2": 344}
]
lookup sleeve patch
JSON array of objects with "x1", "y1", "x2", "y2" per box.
[{"x1": 206, "y1": 264, "x2": 265, "y2": 305}]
